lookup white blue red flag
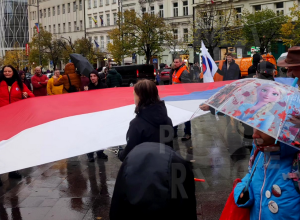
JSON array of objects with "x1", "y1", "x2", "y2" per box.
[
  {"x1": 0, "y1": 82, "x2": 231, "y2": 174},
  {"x1": 35, "y1": 23, "x2": 40, "y2": 33},
  {"x1": 201, "y1": 41, "x2": 218, "y2": 83}
]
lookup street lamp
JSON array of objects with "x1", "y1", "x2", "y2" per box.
[{"x1": 28, "y1": 1, "x2": 41, "y2": 66}]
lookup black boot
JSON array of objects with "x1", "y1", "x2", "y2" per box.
[
  {"x1": 87, "y1": 153, "x2": 95, "y2": 162},
  {"x1": 0, "y1": 178, "x2": 2, "y2": 186},
  {"x1": 8, "y1": 171, "x2": 22, "y2": 179},
  {"x1": 97, "y1": 151, "x2": 108, "y2": 159}
]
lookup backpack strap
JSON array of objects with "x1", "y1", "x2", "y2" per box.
[{"x1": 66, "y1": 74, "x2": 73, "y2": 92}]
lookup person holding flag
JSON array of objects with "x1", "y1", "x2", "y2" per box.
[
  {"x1": 201, "y1": 41, "x2": 218, "y2": 83},
  {"x1": 222, "y1": 53, "x2": 241, "y2": 81},
  {"x1": 171, "y1": 57, "x2": 192, "y2": 141}
]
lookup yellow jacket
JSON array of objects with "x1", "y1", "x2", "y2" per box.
[{"x1": 47, "y1": 76, "x2": 63, "y2": 95}]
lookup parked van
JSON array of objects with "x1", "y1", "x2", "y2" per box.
[{"x1": 112, "y1": 64, "x2": 156, "y2": 86}]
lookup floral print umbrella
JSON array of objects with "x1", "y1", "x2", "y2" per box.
[{"x1": 205, "y1": 78, "x2": 300, "y2": 149}]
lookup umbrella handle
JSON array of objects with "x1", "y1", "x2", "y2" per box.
[{"x1": 292, "y1": 77, "x2": 298, "y2": 87}]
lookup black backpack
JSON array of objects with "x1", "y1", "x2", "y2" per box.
[{"x1": 66, "y1": 75, "x2": 78, "y2": 93}]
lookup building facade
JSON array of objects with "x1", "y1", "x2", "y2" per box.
[
  {"x1": 85, "y1": 0, "x2": 194, "y2": 66},
  {"x1": 193, "y1": 0, "x2": 298, "y2": 62},
  {"x1": 0, "y1": 0, "x2": 29, "y2": 57},
  {"x1": 85, "y1": 0, "x2": 119, "y2": 66},
  {"x1": 28, "y1": 0, "x2": 85, "y2": 44}
]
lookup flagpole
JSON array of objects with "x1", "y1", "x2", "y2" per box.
[{"x1": 37, "y1": 0, "x2": 41, "y2": 66}]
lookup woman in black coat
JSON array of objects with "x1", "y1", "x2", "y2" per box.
[{"x1": 118, "y1": 79, "x2": 173, "y2": 161}]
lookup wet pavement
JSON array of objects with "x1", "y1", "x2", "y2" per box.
[{"x1": 0, "y1": 113, "x2": 250, "y2": 220}]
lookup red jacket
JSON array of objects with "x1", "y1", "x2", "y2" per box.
[
  {"x1": 31, "y1": 74, "x2": 49, "y2": 96},
  {"x1": 0, "y1": 81, "x2": 35, "y2": 107}
]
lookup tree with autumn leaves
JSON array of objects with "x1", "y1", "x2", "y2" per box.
[
  {"x1": 242, "y1": 9, "x2": 287, "y2": 55},
  {"x1": 281, "y1": 3, "x2": 300, "y2": 47},
  {"x1": 107, "y1": 10, "x2": 172, "y2": 64},
  {"x1": 29, "y1": 28, "x2": 104, "y2": 69},
  {"x1": 193, "y1": 3, "x2": 243, "y2": 59}
]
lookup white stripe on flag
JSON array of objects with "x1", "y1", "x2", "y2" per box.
[{"x1": 0, "y1": 101, "x2": 208, "y2": 174}]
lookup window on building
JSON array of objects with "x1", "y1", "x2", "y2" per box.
[
  {"x1": 68, "y1": 22, "x2": 71, "y2": 32},
  {"x1": 53, "y1": 24, "x2": 56, "y2": 33},
  {"x1": 107, "y1": 14, "x2": 110, "y2": 26},
  {"x1": 73, "y1": 2, "x2": 76, "y2": 12},
  {"x1": 62, "y1": 4, "x2": 65, "y2": 14},
  {"x1": 159, "y1": 5, "x2": 164, "y2": 18},
  {"x1": 113, "y1": 13, "x2": 117, "y2": 25},
  {"x1": 74, "y1": 21, "x2": 77, "y2": 31},
  {"x1": 89, "y1": 17, "x2": 92, "y2": 28},
  {"x1": 217, "y1": 10, "x2": 224, "y2": 23},
  {"x1": 173, "y1": 3, "x2": 178, "y2": 17},
  {"x1": 236, "y1": 7, "x2": 242, "y2": 20},
  {"x1": 63, "y1": 23, "x2": 66, "y2": 32},
  {"x1": 106, "y1": 0, "x2": 109, "y2": 5},
  {"x1": 44, "y1": 26, "x2": 46, "y2": 31},
  {"x1": 276, "y1": 2, "x2": 284, "y2": 15},
  {"x1": 107, "y1": 36, "x2": 110, "y2": 45},
  {"x1": 183, "y1": 1, "x2": 188, "y2": 16},
  {"x1": 44, "y1": 9, "x2": 46, "y2": 18},
  {"x1": 254, "y1": 5, "x2": 261, "y2": 12},
  {"x1": 150, "y1": 6, "x2": 154, "y2": 15},
  {"x1": 100, "y1": 0, "x2": 103, "y2": 6},
  {"x1": 58, "y1": 24, "x2": 61, "y2": 33},
  {"x1": 57, "y1": 6, "x2": 60, "y2": 15},
  {"x1": 142, "y1": 7, "x2": 146, "y2": 14},
  {"x1": 173, "y1": 29, "x2": 178, "y2": 40},
  {"x1": 88, "y1": 37, "x2": 92, "y2": 43},
  {"x1": 88, "y1": 0, "x2": 91, "y2": 9},
  {"x1": 100, "y1": 36, "x2": 104, "y2": 49},
  {"x1": 79, "y1": 0, "x2": 82, "y2": 10},
  {"x1": 53, "y1": 7, "x2": 55, "y2": 16},
  {"x1": 183, "y1": 28, "x2": 188, "y2": 42},
  {"x1": 68, "y1": 3, "x2": 70, "y2": 13},
  {"x1": 80, "y1": 20, "x2": 83, "y2": 30},
  {"x1": 48, "y1": 8, "x2": 50, "y2": 17},
  {"x1": 49, "y1": 25, "x2": 51, "y2": 33},
  {"x1": 94, "y1": 0, "x2": 97, "y2": 7},
  {"x1": 40, "y1": 10, "x2": 42, "y2": 18}
]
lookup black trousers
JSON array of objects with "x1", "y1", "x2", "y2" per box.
[{"x1": 87, "y1": 150, "x2": 104, "y2": 158}]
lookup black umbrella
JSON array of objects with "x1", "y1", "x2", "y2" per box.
[{"x1": 70, "y1": 53, "x2": 94, "y2": 77}]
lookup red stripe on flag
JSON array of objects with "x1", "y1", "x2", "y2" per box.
[{"x1": 0, "y1": 82, "x2": 230, "y2": 142}]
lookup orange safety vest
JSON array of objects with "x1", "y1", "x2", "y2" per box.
[{"x1": 172, "y1": 66, "x2": 188, "y2": 84}]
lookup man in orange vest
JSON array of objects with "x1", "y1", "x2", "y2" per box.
[
  {"x1": 172, "y1": 58, "x2": 191, "y2": 84},
  {"x1": 172, "y1": 57, "x2": 192, "y2": 141}
]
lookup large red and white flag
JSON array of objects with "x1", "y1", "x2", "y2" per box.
[{"x1": 0, "y1": 82, "x2": 230, "y2": 174}]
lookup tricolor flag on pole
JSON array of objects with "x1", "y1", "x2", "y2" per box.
[
  {"x1": 35, "y1": 23, "x2": 40, "y2": 33},
  {"x1": 100, "y1": 16, "x2": 103, "y2": 25},
  {"x1": 94, "y1": 40, "x2": 99, "y2": 48},
  {"x1": 92, "y1": 17, "x2": 97, "y2": 25},
  {"x1": 211, "y1": 0, "x2": 215, "y2": 3},
  {"x1": 201, "y1": 41, "x2": 218, "y2": 83}
]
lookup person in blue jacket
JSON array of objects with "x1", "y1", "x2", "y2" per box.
[{"x1": 234, "y1": 128, "x2": 300, "y2": 220}]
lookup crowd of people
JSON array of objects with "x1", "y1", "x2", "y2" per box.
[{"x1": 1, "y1": 46, "x2": 300, "y2": 219}]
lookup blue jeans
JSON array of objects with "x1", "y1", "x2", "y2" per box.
[{"x1": 173, "y1": 121, "x2": 191, "y2": 137}]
